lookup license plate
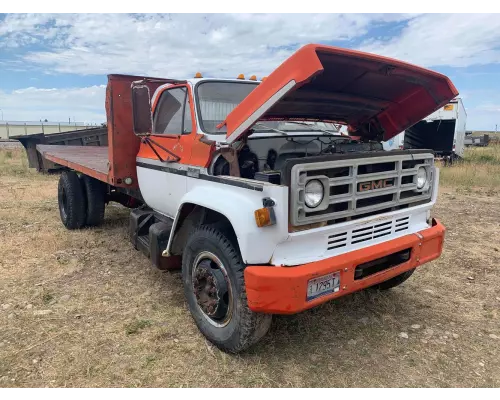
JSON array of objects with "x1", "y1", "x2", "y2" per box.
[{"x1": 307, "y1": 272, "x2": 340, "y2": 301}]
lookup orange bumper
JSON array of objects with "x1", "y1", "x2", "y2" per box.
[{"x1": 244, "y1": 218, "x2": 445, "y2": 314}]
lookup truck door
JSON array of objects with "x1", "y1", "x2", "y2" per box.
[{"x1": 135, "y1": 84, "x2": 195, "y2": 217}]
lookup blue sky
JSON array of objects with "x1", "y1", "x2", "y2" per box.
[{"x1": 1, "y1": 13, "x2": 500, "y2": 130}]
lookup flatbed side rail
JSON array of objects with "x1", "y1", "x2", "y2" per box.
[{"x1": 12, "y1": 127, "x2": 108, "y2": 172}]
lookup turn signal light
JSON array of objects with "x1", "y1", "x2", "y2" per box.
[
  {"x1": 194, "y1": 72, "x2": 203, "y2": 78},
  {"x1": 254, "y1": 207, "x2": 276, "y2": 227},
  {"x1": 237, "y1": 73, "x2": 245, "y2": 80}
]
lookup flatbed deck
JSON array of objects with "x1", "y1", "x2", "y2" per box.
[{"x1": 37, "y1": 145, "x2": 110, "y2": 182}]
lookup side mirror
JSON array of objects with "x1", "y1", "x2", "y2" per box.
[{"x1": 131, "y1": 83, "x2": 153, "y2": 135}]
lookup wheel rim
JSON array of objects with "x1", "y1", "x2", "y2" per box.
[{"x1": 192, "y1": 251, "x2": 233, "y2": 328}]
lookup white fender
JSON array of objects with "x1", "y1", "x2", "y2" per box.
[{"x1": 166, "y1": 179, "x2": 289, "y2": 264}]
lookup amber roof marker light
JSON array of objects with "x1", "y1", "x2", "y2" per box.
[{"x1": 194, "y1": 72, "x2": 203, "y2": 78}]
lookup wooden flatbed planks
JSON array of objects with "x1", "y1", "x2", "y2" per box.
[{"x1": 36, "y1": 145, "x2": 110, "y2": 183}]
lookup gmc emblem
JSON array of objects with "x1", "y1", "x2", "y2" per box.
[{"x1": 358, "y1": 179, "x2": 394, "y2": 192}]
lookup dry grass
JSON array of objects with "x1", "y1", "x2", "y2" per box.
[
  {"x1": 439, "y1": 144, "x2": 500, "y2": 190},
  {"x1": 1, "y1": 148, "x2": 500, "y2": 388},
  {"x1": 0, "y1": 148, "x2": 32, "y2": 177},
  {"x1": 462, "y1": 143, "x2": 500, "y2": 165}
]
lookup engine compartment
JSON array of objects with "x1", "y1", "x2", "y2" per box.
[{"x1": 211, "y1": 135, "x2": 385, "y2": 183}]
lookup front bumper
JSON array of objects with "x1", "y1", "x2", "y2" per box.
[{"x1": 244, "y1": 218, "x2": 445, "y2": 314}]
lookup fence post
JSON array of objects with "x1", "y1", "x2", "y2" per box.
[
  {"x1": 6, "y1": 122, "x2": 9, "y2": 139},
  {"x1": 41, "y1": 123, "x2": 44, "y2": 134},
  {"x1": 24, "y1": 122, "x2": 27, "y2": 135},
  {"x1": 59, "y1": 123, "x2": 61, "y2": 133}
]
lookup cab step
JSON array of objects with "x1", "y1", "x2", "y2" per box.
[{"x1": 129, "y1": 208, "x2": 181, "y2": 270}]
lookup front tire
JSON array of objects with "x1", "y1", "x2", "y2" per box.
[
  {"x1": 182, "y1": 225, "x2": 272, "y2": 353},
  {"x1": 58, "y1": 171, "x2": 86, "y2": 230}
]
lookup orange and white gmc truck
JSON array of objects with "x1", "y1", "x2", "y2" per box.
[{"x1": 37, "y1": 44, "x2": 457, "y2": 353}]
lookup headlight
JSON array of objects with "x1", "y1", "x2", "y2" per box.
[
  {"x1": 416, "y1": 167, "x2": 428, "y2": 189},
  {"x1": 305, "y1": 179, "x2": 324, "y2": 208}
]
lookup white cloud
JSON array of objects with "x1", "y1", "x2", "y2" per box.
[
  {"x1": 2, "y1": 13, "x2": 500, "y2": 129},
  {"x1": 0, "y1": 85, "x2": 106, "y2": 123},
  {"x1": 0, "y1": 13, "x2": 55, "y2": 47},
  {"x1": 5, "y1": 13, "x2": 499, "y2": 77},
  {"x1": 0, "y1": 13, "x2": 416, "y2": 78},
  {"x1": 358, "y1": 14, "x2": 500, "y2": 67}
]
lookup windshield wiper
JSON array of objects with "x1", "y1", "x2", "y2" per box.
[
  {"x1": 252, "y1": 122, "x2": 289, "y2": 136},
  {"x1": 283, "y1": 121, "x2": 345, "y2": 136}
]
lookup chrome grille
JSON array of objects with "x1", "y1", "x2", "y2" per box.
[{"x1": 291, "y1": 153, "x2": 434, "y2": 226}]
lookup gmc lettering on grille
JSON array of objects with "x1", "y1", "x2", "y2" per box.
[{"x1": 358, "y1": 179, "x2": 394, "y2": 192}]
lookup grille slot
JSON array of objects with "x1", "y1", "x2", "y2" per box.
[
  {"x1": 330, "y1": 184, "x2": 350, "y2": 196},
  {"x1": 358, "y1": 161, "x2": 396, "y2": 175},
  {"x1": 395, "y1": 216, "x2": 410, "y2": 232},
  {"x1": 357, "y1": 193, "x2": 394, "y2": 209},
  {"x1": 327, "y1": 232, "x2": 347, "y2": 250},
  {"x1": 307, "y1": 166, "x2": 350, "y2": 178},
  {"x1": 401, "y1": 175, "x2": 413, "y2": 185}
]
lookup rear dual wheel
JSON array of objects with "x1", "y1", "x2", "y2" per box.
[
  {"x1": 58, "y1": 171, "x2": 106, "y2": 230},
  {"x1": 80, "y1": 174, "x2": 106, "y2": 227},
  {"x1": 58, "y1": 171, "x2": 86, "y2": 229}
]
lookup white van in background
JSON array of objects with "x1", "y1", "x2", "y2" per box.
[{"x1": 383, "y1": 97, "x2": 467, "y2": 160}]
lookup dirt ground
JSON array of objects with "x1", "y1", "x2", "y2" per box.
[{"x1": 1, "y1": 148, "x2": 499, "y2": 387}]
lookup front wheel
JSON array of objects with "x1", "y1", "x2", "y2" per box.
[{"x1": 182, "y1": 225, "x2": 272, "y2": 353}]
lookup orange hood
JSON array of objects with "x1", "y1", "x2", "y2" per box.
[{"x1": 221, "y1": 44, "x2": 458, "y2": 144}]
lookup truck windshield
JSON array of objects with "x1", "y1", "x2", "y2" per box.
[
  {"x1": 196, "y1": 81, "x2": 342, "y2": 135},
  {"x1": 197, "y1": 81, "x2": 258, "y2": 133}
]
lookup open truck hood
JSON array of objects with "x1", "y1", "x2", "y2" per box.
[{"x1": 221, "y1": 44, "x2": 458, "y2": 144}]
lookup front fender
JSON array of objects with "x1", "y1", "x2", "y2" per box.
[{"x1": 170, "y1": 181, "x2": 289, "y2": 264}]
